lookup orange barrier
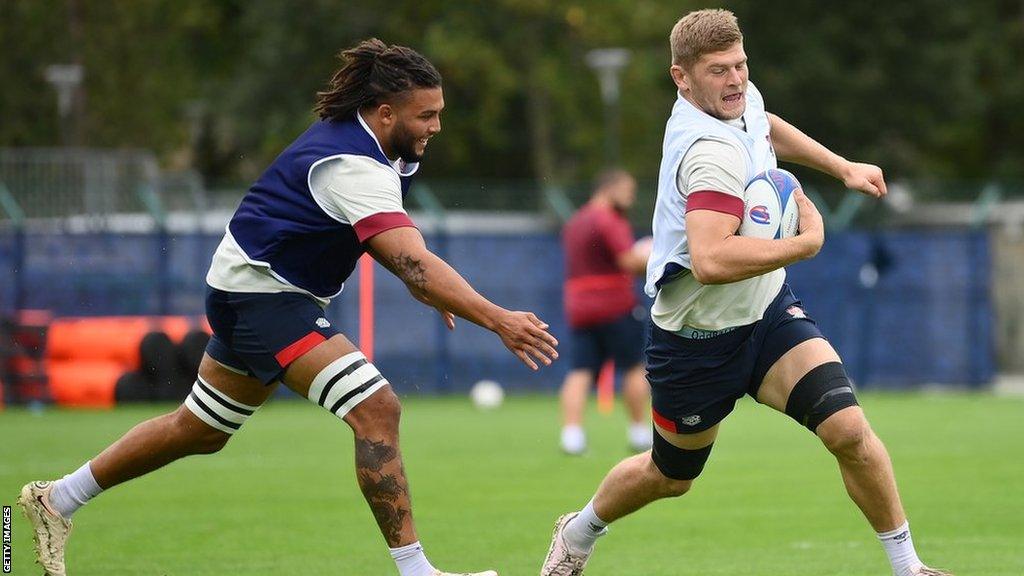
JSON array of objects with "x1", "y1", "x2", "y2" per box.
[
  {"x1": 40, "y1": 316, "x2": 211, "y2": 408},
  {"x1": 47, "y1": 316, "x2": 208, "y2": 370},
  {"x1": 47, "y1": 359, "x2": 123, "y2": 408}
]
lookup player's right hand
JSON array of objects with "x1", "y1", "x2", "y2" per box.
[
  {"x1": 795, "y1": 189, "x2": 824, "y2": 258},
  {"x1": 494, "y1": 311, "x2": 559, "y2": 371}
]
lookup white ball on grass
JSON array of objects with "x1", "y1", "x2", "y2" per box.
[{"x1": 470, "y1": 379, "x2": 504, "y2": 410}]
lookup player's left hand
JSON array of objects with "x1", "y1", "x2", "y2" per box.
[
  {"x1": 436, "y1": 307, "x2": 455, "y2": 330},
  {"x1": 495, "y1": 310, "x2": 559, "y2": 371},
  {"x1": 841, "y1": 161, "x2": 887, "y2": 198}
]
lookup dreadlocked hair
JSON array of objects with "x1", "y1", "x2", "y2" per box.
[{"x1": 314, "y1": 38, "x2": 442, "y2": 121}]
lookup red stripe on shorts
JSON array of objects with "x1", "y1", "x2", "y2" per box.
[
  {"x1": 652, "y1": 407, "x2": 677, "y2": 433},
  {"x1": 275, "y1": 332, "x2": 326, "y2": 367}
]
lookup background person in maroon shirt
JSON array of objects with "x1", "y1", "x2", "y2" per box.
[{"x1": 560, "y1": 169, "x2": 652, "y2": 455}]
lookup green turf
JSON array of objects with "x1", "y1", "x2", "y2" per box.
[{"x1": 2, "y1": 392, "x2": 1022, "y2": 575}]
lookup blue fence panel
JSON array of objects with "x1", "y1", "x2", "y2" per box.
[
  {"x1": 0, "y1": 228, "x2": 995, "y2": 392},
  {"x1": 22, "y1": 232, "x2": 162, "y2": 315},
  {"x1": 786, "y1": 230, "x2": 994, "y2": 388},
  {"x1": 0, "y1": 231, "x2": 19, "y2": 311}
]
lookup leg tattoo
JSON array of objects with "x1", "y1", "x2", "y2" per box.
[
  {"x1": 355, "y1": 438, "x2": 398, "y2": 473},
  {"x1": 355, "y1": 437, "x2": 411, "y2": 545}
]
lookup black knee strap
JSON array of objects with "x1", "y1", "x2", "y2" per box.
[
  {"x1": 651, "y1": 430, "x2": 714, "y2": 480},
  {"x1": 785, "y1": 361, "x2": 859, "y2": 433}
]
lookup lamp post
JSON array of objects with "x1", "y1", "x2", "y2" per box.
[
  {"x1": 585, "y1": 48, "x2": 630, "y2": 165},
  {"x1": 44, "y1": 64, "x2": 84, "y2": 146}
]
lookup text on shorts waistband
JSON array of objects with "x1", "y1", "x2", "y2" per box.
[{"x1": 676, "y1": 325, "x2": 739, "y2": 340}]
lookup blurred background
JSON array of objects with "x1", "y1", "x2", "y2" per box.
[{"x1": 1, "y1": 0, "x2": 1022, "y2": 406}]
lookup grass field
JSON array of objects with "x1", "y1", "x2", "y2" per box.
[{"x1": 2, "y1": 392, "x2": 1022, "y2": 575}]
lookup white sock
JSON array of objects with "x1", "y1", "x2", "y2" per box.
[
  {"x1": 877, "y1": 521, "x2": 924, "y2": 576},
  {"x1": 627, "y1": 423, "x2": 652, "y2": 450},
  {"x1": 560, "y1": 425, "x2": 586, "y2": 454},
  {"x1": 563, "y1": 498, "x2": 608, "y2": 553},
  {"x1": 390, "y1": 541, "x2": 435, "y2": 576},
  {"x1": 48, "y1": 461, "x2": 103, "y2": 519}
]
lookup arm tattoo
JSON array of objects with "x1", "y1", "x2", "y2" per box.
[{"x1": 387, "y1": 252, "x2": 428, "y2": 291}]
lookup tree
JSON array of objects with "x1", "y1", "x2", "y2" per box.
[{"x1": 1, "y1": 0, "x2": 1020, "y2": 191}]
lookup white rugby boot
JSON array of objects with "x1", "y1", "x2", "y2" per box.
[
  {"x1": 431, "y1": 570, "x2": 498, "y2": 575},
  {"x1": 18, "y1": 480, "x2": 72, "y2": 576},
  {"x1": 540, "y1": 513, "x2": 600, "y2": 576}
]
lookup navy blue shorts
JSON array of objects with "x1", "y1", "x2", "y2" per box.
[
  {"x1": 204, "y1": 287, "x2": 341, "y2": 385},
  {"x1": 645, "y1": 284, "x2": 824, "y2": 434},
  {"x1": 570, "y1": 308, "x2": 646, "y2": 373}
]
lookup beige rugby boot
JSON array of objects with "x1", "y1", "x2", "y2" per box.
[
  {"x1": 18, "y1": 480, "x2": 72, "y2": 576},
  {"x1": 540, "y1": 512, "x2": 599, "y2": 576}
]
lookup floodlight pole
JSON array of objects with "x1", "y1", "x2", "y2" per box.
[
  {"x1": 44, "y1": 64, "x2": 84, "y2": 146},
  {"x1": 586, "y1": 48, "x2": 630, "y2": 165}
]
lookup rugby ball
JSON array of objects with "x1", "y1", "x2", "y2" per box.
[{"x1": 737, "y1": 168, "x2": 801, "y2": 239}]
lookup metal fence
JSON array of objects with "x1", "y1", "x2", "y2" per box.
[
  {"x1": 0, "y1": 148, "x2": 161, "y2": 219},
  {"x1": 3, "y1": 147, "x2": 1023, "y2": 232},
  {"x1": 0, "y1": 147, "x2": 1011, "y2": 392},
  {"x1": 0, "y1": 227, "x2": 996, "y2": 391}
]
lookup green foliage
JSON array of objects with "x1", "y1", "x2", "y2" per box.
[
  {"x1": 1, "y1": 0, "x2": 68, "y2": 146},
  {"x1": 733, "y1": 0, "x2": 1019, "y2": 181},
  {"x1": 1, "y1": 0, "x2": 240, "y2": 153},
  {"x1": 1, "y1": 1, "x2": 1021, "y2": 185}
]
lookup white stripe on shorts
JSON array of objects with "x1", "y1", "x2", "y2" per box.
[{"x1": 210, "y1": 357, "x2": 251, "y2": 376}]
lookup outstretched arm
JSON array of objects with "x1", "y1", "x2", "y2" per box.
[
  {"x1": 767, "y1": 112, "x2": 887, "y2": 198},
  {"x1": 365, "y1": 226, "x2": 558, "y2": 370}
]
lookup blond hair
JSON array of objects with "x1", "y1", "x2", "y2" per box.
[{"x1": 670, "y1": 9, "x2": 743, "y2": 68}]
